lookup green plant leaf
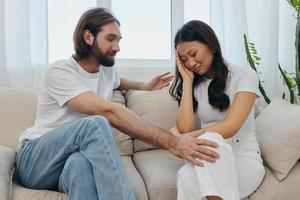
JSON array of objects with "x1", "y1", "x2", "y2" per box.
[
  {"x1": 278, "y1": 63, "x2": 295, "y2": 103},
  {"x1": 287, "y1": 0, "x2": 300, "y2": 14},
  {"x1": 243, "y1": 34, "x2": 271, "y2": 104}
]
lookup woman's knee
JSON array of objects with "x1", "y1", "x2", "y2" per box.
[
  {"x1": 198, "y1": 132, "x2": 225, "y2": 142},
  {"x1": 197, "y1": 132, "x2": 234, "y2": 160},
  {"x1": 198, "y1": 132, "x2": 229, "y2": 147}
]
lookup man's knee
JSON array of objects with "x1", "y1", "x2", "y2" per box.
[
  {"x1": 81, "y1": 115, "x2": 112, "y2": 133},
  {"x1": 87, "y1": 115, "x2": 110, "y2": 126},
  {"x1": 75, "y1": 116, "x2": 116, "y2": 148}
]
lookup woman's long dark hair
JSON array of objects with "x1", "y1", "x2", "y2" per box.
[{"x1": 169, "y1": 20, "x2": 230, "y2": 112}]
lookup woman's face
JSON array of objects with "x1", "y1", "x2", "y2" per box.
[{"x1": 177, "y1": 41, "x2": 214, "y2": 77}]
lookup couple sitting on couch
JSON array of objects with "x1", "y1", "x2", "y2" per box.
[{"x1": 15, "y1": 7, "x2": 265, "y2": 200}]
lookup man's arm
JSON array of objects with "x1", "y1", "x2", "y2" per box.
[
  {"x1": 175, "y1": 51, "x2": 196, "y2": 132},
  {"x1": 117, "y1": 72, "x2": 174, "y2": 91},
  {"x1": 117, "y1": 78, "x2": 148, "y2": 91},
  {"x1": 67, "y1": 91, "x2": 219, "y2": 166}
]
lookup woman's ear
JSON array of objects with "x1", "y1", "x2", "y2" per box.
[{"x1": 83, "y1": 30, "x2": 94, "y2": 46}]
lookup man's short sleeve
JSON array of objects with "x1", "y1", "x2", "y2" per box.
[
  {"x1": 44, "y1": 68, "x2": 90, "y2": 107},
  {"x1": 235, "y1": 68, "x2": 260, "y2": 97},
  {"x1": 113, "y1": 67, "x2": 121, "y2": 89}
]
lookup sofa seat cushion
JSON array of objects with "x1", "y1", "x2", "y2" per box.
[
  {"x1": 126, "y1": 88, "x2": 178, "y2": 152},
  {"x1": 122, "y1": 156, "x2": 148, "y2": 200},
  {"x1": 0, "y1": 87, "x2": 37, "y2": 149},
  {"x1": 133, "y1": 149, "x2": 184, "y2": 200},
  {"x1": 249, "y1": 162, "x2": 300, "y2": 200},
  {"x1": 12, "y1": 182, "x2": 67, "y2": 200},
  {"x1": 0, "y1": 145, "x2": 16, "y2": 200},
  {"x1": 12, "y1": 156, "x2": 147, "y2": 200}
]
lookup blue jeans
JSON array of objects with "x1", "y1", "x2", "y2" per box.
[{"x1": 16, "y1": 115, "x2": 135, "y2": 200}]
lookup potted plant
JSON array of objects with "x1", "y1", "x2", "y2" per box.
[{"x1": 244, "y1": 0, "x2": 300, "y2": 104}]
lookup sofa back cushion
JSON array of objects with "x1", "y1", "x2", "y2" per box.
[
  {"x1": 111, "y1": 90, "x2": 133, "y2": 156},
  {"x1": 0, "y1": 87, "x2": 37, "y2": 149},
  {"x1": 126, "y1": 88, "x2": 178, "y2": 152}
]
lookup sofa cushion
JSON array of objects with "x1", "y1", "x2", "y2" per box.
[
  {"x1": 255, "y1": 97, "x2": 300, "y2": 181},
  {"x1": 0, "y1": 145, "x2": 16, "y2": 200},
  {"x1": 111, "y1": 90, "x2": 133, "y2": 156},
  {"x1": 12, "y1": 182, "x2": 67, "y2": 200},
  {"x1": 249, "y1": 162, "x2": 300, "y2": 200},
  {"x1": 126, "y1": 88, "x2": 178, "y2": 152},
  {"x1": 0, "y1": 87, "x2": 37, "y2": 149},
  {"x1": 12, "y1": 156, "x2": 148, "y2": 200},
  {"x1": 122, "y1": 156, "x2": 148, "y2": 200},
  {"x1": 133, "y1": 149, "x2": 184, "y2": 200}
]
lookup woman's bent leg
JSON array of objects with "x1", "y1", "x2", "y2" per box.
[{"x1": 177, "y1": 132, "x2": 239, "y2": 200}]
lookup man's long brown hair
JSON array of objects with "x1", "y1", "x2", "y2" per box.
[{"x1": 73, "y1": 8, "x2": 120, "y2": 60}]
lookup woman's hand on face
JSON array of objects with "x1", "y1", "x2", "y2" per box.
[{"x1": 176, "y1": 51, "x2": 194, "y2": 82}]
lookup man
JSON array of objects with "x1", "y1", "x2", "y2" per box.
[{"x1": 16, "y1": 8, "x2": 219, "y2": 200}]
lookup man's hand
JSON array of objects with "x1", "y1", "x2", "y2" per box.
[
  {"x1": 170, "y1": 126, "x2": 181, "y2": 136},
  {"x1": 145, "y1": 72, "x2": 174, "y2": 91},
  {"x1": 169, "y1": 129, "x2": 220, "y2": 167}
]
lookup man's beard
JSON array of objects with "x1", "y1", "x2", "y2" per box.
[{"x1": 91, "y1": 42, "x2": 116, "y2": 67}]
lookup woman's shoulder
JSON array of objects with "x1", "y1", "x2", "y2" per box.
[{"x1": 227, "y1": 63, "x2": 257, "y2": 79}]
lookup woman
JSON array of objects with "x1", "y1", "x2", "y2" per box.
[{"x1": 169, "y1": 20, "x2": 265, "y2": 200}]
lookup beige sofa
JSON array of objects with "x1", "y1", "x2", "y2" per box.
[{"x1": 1, "y1": 87, "x2": 300, "y2": 200}]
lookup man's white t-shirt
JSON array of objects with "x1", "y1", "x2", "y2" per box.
[
  {"x1": 194, "y1": 64, "x2": 260, "y2": 138},
  {"x1": 19, "y1": 56, "x2": 120, "y2": 142}
]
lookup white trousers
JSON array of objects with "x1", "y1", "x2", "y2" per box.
[{"x1": 177, "y1": 132, "x2": 265, "y2": 200}]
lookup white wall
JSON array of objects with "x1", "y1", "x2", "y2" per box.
[
  {"x1": 0, "y1": 0, "x2": 9, "y2": 86},
  {"x1": 119, "y1": 67, "x2": 174, "y2": 82},
  {"x1": 115, "y1": 58, "x2": 173, "y2": 81},
  {"x1": 278, "y1": 0, "x2": 297, "y2": 71}
]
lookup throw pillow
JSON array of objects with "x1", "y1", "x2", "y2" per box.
[
  {"x1": 256, "y1": 97, "x2": 300, "y2": 180},
  {"x1": 0, "y1": 145, "x2": 16, "y2": 200}
]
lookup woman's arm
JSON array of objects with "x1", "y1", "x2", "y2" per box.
[
  {"x1": 203, "y1": 91, "x2": 257, "y2": 139},
  {"x1": 175, "y1": 51, "x2": 197, "y2": 133},
  {"x1": 176, "y1": 80, "x2": 197, "y2": 132}
]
